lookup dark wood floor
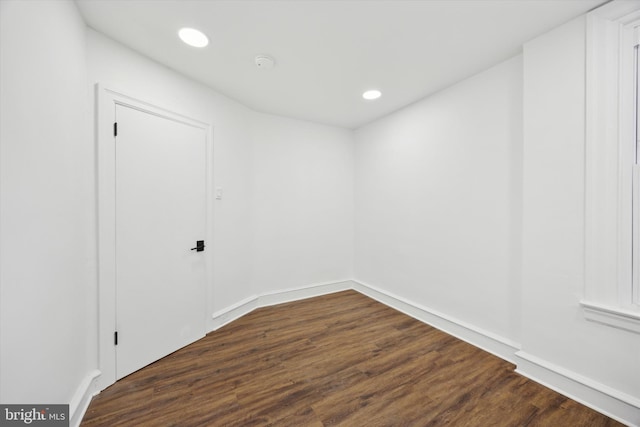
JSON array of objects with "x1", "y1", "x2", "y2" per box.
[{"x1": 81, "y1": 290, "x2": 623, "y2": 426}]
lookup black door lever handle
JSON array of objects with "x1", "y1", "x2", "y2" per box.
[{"x1": 191, "y1": 240, "x2": 205, "y2": 252}]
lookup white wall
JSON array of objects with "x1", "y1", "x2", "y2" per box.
[
  {"x1": 520, "y1": 16, "x2": 640, "y2": 421},
  {"x1": 354, "y1": 56, "x2": 523, "y2": 346},
  {"x1": 0, "y1": 0, "x2": 94, "y2": 405},
  {"x1": 251, "y1": 113, "x2": 354, "y2": 294}
]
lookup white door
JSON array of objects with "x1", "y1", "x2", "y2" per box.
[{"x1": 115, "y1": 104, "x2": 207, "y2": 379}]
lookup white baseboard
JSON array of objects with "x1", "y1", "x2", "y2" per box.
[
  {"x1": 69, "y1": 369, "x2": 101, "y2": 427},
  {"x1": 210, "y1": 295, "x2": 260, "y2": 331},
  {"x1": 258, "y1": 280, "x2": 354, "y2": 307},
  {"x1": 352, "y1": 280, "x2": 640, "y2": 425},
  {"x1": 210, "y1": 279, "x2": 354, "y2": 331},
  {"x1": 515, "y1": 351, "x2": 640, "y2": 427},
  {"x1": 351, "y1": 280, "x2": 521, "y2": 364}
]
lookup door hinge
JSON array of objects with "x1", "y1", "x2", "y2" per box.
[
  {"x1": 114, "y1": 122, "x2": 118, "y2": 137},
  {"x1": 114, "y1": 331, "x2": 118, "y2": 346}
]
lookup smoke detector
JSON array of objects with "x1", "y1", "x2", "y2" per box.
[{"x1": 255, "y1": 55, "x2": 275, "y2": 70}]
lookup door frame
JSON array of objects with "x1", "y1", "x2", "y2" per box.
[{"x1": 95, "y1": 84, "x2": 213, "y2": 390}]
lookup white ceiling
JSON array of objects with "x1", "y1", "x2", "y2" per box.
[{"x1": 76, "y1": 0, "x2": 606, "y2": 129}]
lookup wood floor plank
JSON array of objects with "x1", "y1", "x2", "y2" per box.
[{"x1": 81, "y1": 290, "x2": 624, "y2": 426}]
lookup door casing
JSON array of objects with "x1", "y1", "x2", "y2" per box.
[{"x1": 95, "y1": 85, "x2": 213, "y2": 391}]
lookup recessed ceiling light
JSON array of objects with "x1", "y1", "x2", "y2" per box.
[
  {"x1": 362, "y1": 90, "x2": 382, "y2": 100},
  {"x1": 178, "y1": 28, "x2": 209, "y2": 48}
]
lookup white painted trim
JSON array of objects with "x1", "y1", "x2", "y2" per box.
[
  {"x1": 585, "y1": 0, "x2": 640, "y2": 314},
  {"x1": 210, "y1": 280, "x2": 354, "y2": 331},
  {"x1": 69, "y1": 370, "x2": 101, "y2": 427},
  {"x1": 350, "y1": 280, "x2": 640, "y2": 422},
  {"x1": 210, "y1": 295, "x2": 259, "y2": 331},
  {"x1": 258, "y1": 280, "x2": 353, "y2": 307},
  {"x1": 351, "y1": 280, "x2": 520, "y2": 364},
  {"x1": 351, "y1": 280, "x2": 640, "y2": 423},
  {"x1": 95, "y1": 84, "x2": 213, "y2": 391},
  {"x1": 590, "y1": 1, "x2": 640, "y2": 23},
  {"x1": 581, "y1": 300, "x2": 640, "y2": 334},
  {"x1": 515, "y1": 351, "x2": 640, "y2": 427}
]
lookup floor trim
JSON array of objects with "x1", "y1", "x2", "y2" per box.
[
  {"x1": 351, "y1": 280, "x2": 520, "y2": 364},
  {"x1": 69, "y1": 369, "x2": 101, "y2": 427},
  {"x1": 349, "y1": 280, "x2": 639, "y2": 426},
  {"x1": 515, "y1": 351, "x2": 639, "y2": 427},
  {"x1": 210, "y1": 280, "x2": 354, "y2": 331}
]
